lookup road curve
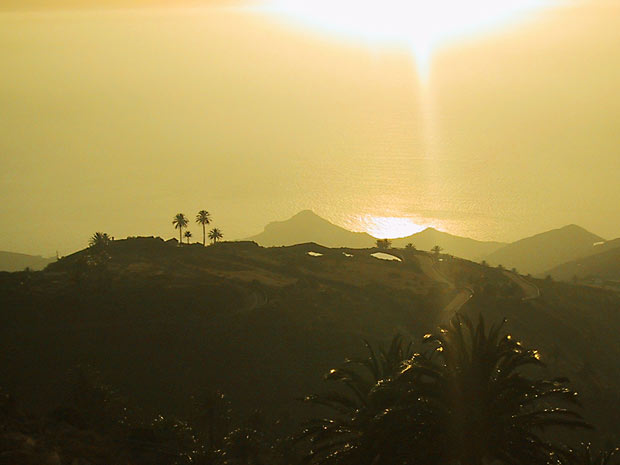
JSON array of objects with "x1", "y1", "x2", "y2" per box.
[
  {"x1": 414, "y1": 254, "x2": 454, "y2": 289},
  {"x1": 439, "y1": 287, "x2": 474, "y2": 324},
  {"x1": 412, "y1": 254, "x2": 472, "y2": 323},
  {"x1": 502, "y1": 270, "x2": 540, "y2": 301}
]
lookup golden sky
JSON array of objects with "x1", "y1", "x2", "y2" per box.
[{"x1": 1, "y1": 0, "x2": 619, "y2": 255}]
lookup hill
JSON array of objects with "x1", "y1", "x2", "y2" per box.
[
  {"x1": 545, "y1": 238, "x2": 620, "y2": 285},
  {"x1": 482, "y1": 224, "x2": 604, "y2": 275},
  {"x1": 247, "y1": 210, "x2": 506, "y2": 259},
  {"x1": 0, "y1": 250, "x2": 54, "y2": 272},
  {"x1": 391, "y1": 227, "x2": 506, "y2": 260},
  {"x1": 246, "y1": 210, "x2": 376, "y2": 248},
  {"x1": 2, "y1": 236, "x2": 620, "y2": 441}
]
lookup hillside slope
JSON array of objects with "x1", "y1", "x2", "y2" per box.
[
  {"x1": 545, "y1": 238, "x2": 620, "y2": 283},
  {"x1": 0, "y1": 251, "x2": 55, "y2": 272},
  {"x1": 483, "y1": 224, "x2": 604, "y2": 275},
  {"x1": 2, "y1": 237, "x2": 620, "y2": 438},
  {"x1": 391, "y1": 227, "x2": 506, "y2": 260}
]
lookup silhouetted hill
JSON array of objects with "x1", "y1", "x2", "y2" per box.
[
  {"x1": 391, "y1": 227, "x2": 506, "y2": 260},
  {"x1": 246, "y1": 210, "x2": 376, "y2": 248},
  {"x1": 246, "y1": 211, "x2": 506, "y2": 258},
  {"x1": 483, "y1": 224, "x2": 604, "y2": 275},
  {"x1": 2, "y1": 237, "x2": 620, "y2": 440},
  {"x1": 0, "y1": 251, "x2": 54, "y2": 272},
  {"x1": 545, "y1": 238, "x2": 620, "y2": 283}
]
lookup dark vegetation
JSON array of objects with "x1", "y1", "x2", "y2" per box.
[{"x1": 1, "y1": 237, "x2": 620, "y2": 464}]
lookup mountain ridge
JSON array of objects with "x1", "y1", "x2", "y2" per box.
[
  {"x1": 483, "y1": 224, "x2": 605, "y2": 275},
  {"x1": 544, "y1": 237, "x2": 620, "y2": 282},
  {"x1": 0, "y1": 251, "x2": 55, "y2": 272},
  {"x1": 246, "y1": 210, "x2": 376, "y2": 249},
  {"x1": 246, "y1": 210, "x2": 507, "y2": 260}
]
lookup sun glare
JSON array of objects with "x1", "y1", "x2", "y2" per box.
[
  {"x1": 355, "y1": 216, "x2": 426, "y2": 239},
  {"x1": 259, "y1": 0, "x2": 552, "y2": 79}
]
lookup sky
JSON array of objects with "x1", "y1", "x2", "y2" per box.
[{"x1": 1, "y1": 0, "x2": 619, "y2": 256}]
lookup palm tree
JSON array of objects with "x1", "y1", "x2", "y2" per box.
[
  {"x1": 390, "y1": 314, "x2": 591, "y2": 465},
  {"x1": 217, "y1": 427, "x2": 272, "y2": 465},
  {"x1": 172, "y1": 213, "x2": 189, "y2": 245},
  {"x1": 561, "y1": 443, "x2": 620, "y2": 465},
  {"x1": 184, "y1": 230, "x2": 192, "y2": 244},
  {"x1": 376, "y1": 239, "x2": 392, "y2": 250},
  {"x1": 298, "y1": 335, "x2": 416, "y2": 464},
  {"x1": 208, "y1": 228, "x2": 223, "y2": 245},
  {"x1": 405, "y1": 243, "x2": 416, "y2": 250},
  {"x1": 300, "y1": 315, "x2": 590, "y2": 465},
  {"x1": 89, "y1": 232, "x2": 111, "y2": 249},
  {"x1": 196, "y1": 210, "x2": 212, "y2": 246},
  {"x1": 431, "y1": 245, "x2": 443, "y2": 257}
]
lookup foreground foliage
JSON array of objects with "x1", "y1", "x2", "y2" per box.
[
  {"x1": 2, "y1": 313, "x2": 618, "y2": 465},
  {"x1": 301, "y1": 314, "x2": 592, "y2": 465}
]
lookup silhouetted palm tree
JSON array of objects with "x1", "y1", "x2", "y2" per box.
[
  {"x1": 298, "y1": 335, "x2": 415, "y2": 464},
  {"x1": 196, "y1": 210, "x2": 212, "y2": 246},
  {"x1": 561, "y1": 443, "x2": 620, "y2": 465},
  {"x1": 217, "y1": 426, "x2": 272, "y2": 465},
  {"x1": 405, "y1": 243, "x2": 415, "y2": 250},
  {"x1": 390, "y1": 314, "x2": 591, "y2": 465},
  {"x1": 376, "y1": 239, "x2": 392, "y2": 250},
  {"x1": 300, "y1": 315, "x2": 590, "y2": 465},
  {"x1": 184, "y1": 230, "x2": 192, "y2": 244},
  {"x1": 431, "y1": 245, "x2": 443, "y2": 257},
  {"x1": 89, "y1": 232, "x2": 111, "y2": 249},
  {"x1": 208, "y1": 228, "x2": 223, "y2": 244},
  {"x1": 173, "y1": 213, "x2": 189, "y2": 245}
]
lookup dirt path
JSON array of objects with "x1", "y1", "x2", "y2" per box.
[
  {"x1": 413, "y1": 254, "x2": 473, "y2": 323},
  {"x1": 439, "y1": 288, "x2": 474, "y2": 323},
  {"x1": 503, "y1": 270, "x2": 540, "y2": 301},
  {"x1": 414, "y1": 254, "x2": 454, "y2": 289}
]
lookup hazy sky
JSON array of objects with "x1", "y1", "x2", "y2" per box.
[{"x1": 1, "y1": 0, "x2": 619, "y2": 255}]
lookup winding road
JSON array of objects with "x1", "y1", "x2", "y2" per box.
[
  {"x1": 502, "y1": 270, "x2": 541, "y2": 301},
  {"x1": 412, "y1": 254, "x2": 540, "y2": 324},
  {"x1": 414, "y1": 255, "x2": 454, "y2": 289},
  {"x1": 413, "y1": 254, "x2": 473, "y2": 323}
]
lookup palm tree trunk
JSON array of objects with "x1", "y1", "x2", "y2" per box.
[
  {"x1": 203, "y1": 225, "x2": 206, "y2": 246},
  {"x1": 179, "y1": 227, "x2": 182, "y2": 245}
]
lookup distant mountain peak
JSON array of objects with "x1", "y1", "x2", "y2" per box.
[
  {"x1": 483, "y1": 224, "x2": 604, "y2": 275},
  {"x1": 295, "y1": 209, "x2": 317, "y2": 217},
  {"x1": 246, "y1": 211, "x2": 374, "y2": 248},
  {"x1": 247, "y1": 211, "x2": 507, "y2": 258},
  {"x1": 289, "y1": 210, "x2": 323, "y2": 221},
  {"x1": 560, "y1": 224, "x2": 596, "y2": 234}
]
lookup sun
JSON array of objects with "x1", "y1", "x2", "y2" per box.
[
  {"x1": 257, "y1": 0, "x2": 551, "y2": 79},
  {"x1": 355, "y1": 216, "x2": 427, "y2": 239}
]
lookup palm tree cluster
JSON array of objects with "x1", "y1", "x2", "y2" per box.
[
  {"x1": 172, "y1": 211, "x2": 223, "y2": 246},
  {"x1": 299, "y1": 314, "x2": 594, "y2": 465}
]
